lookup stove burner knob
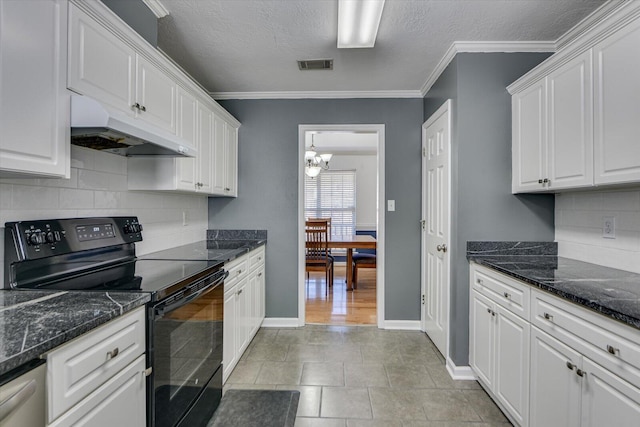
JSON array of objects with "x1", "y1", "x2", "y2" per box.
[
  {"x1": 45, "y1": 231, "x2": 55, "y2": 243},
  {"x1": 28, "y1": 232, "x2": 43, "y2": 246}
]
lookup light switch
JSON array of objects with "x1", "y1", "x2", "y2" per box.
[{"x1": 387, "y1": 200, "x2": 395, "y2": 211}]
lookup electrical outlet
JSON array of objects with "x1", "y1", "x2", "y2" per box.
[
  {"x1": 182, "y1": 211, "x2": 188, "y2": 226},
  {"x1": 603, "y1": 216, "x2": 615, "y2": 239}
]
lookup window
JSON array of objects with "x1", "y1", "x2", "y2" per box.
[{"x1": 305, "y1": 170, "x2": 356, "y2": 237}]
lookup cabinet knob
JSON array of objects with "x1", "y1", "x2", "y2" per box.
[
  {"x1": 576, "y1": 369, "x2": 586, "y2": 378},
  {"x1": 107, "y1": 347, "x2": 120, "y2": 360},
  {"x1": 257, "y1": 272, "x2": 262, "y2": 277},
  {"x1": 225, "y1": 187, "x2": 231, "y2": 192},
  {"x1": 477, "y1": 278, "x2": 483, "y2": 285},
  {"x1": 543, "y1": 312, "x2": 553, "y2": 321},
  {"x1": 606, "y1": 345, "x2": 619, "y2": 355},
  {"x1": 543, "y1": 178, "x2": 549, "y2": 184},
  {"x1": 566, "y1": 361, "x2": 576, "y2": 370},
  {"x1": 237, "y1": 289, "x2": 243, "y2": 295},
  {"x1": 436, "y1": 244, "x2": 447, "y2": 253},
  {"x1": 132, "y1": 103, "x2": 140, "y2": 110},
  {"x1": 139, "y1": 105, "x2": 147, "y2": 112},
  {"x1": 503, "y1": 292, "x2": 511, "y2": 299},
  {"x1": 538, "y1": 179, "x2": 543, "y2": 184}
]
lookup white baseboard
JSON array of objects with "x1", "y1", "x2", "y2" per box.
[
  {"x1": 446, "y1": 358, "x2": 477, "y2": 380},
  {"x1": 261, "y1": 317, "x2": 301, "y2": 328},
  {"x1": 383, "y1": 320, "x2": 421, "y2": 330}
]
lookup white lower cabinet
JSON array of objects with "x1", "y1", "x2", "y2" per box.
[
  {"x1": 471, "y1": 262, "x2": 640, "y2": 427},
  {"x1": 469, "y1": 267, "x2": 530, "y2": 426},
  {"x1": 46, "y1": 307, "x2": 146, "y2": 427},
  {"x1": 222, "y1": 247, "x2": 266, "y2": 383}
]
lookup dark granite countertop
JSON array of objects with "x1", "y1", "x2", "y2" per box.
[
  {"x1": 0, "y1": 290, "x2": 150, "y2": 377},
  {"x1": 467, "y1": 242, "x2": 640, "y2": 329}
]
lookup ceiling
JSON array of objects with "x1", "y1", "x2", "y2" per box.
[{"x1": 156, "y1": 0, "x2": 606, "y2": 98}]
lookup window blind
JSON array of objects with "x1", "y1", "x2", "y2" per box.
[{"x1": 304, "y1": 170, "x2": 356, "y2": 237}]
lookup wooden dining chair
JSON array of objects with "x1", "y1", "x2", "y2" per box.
[
  {"x1": 305, "y1": 226, "x2": 334, "y2": 294},
  {"x1": 352, "y1": 252, "x2": 376, "y2": 289}
]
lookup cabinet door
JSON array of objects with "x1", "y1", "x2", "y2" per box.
[
  {"x1": 68, "y1": 3, "x2": 135, "y2": 115},
  {"x1": 49, "y1": 356, "x2": 146, "y2": 427},
  {"x1": 593, "y1": 17, "x2": 640, "y2": 185},
  {"x1": 547, "y1": 50, "x2": 594, "y2": 190},
  {"x1": 223, "y1": 288, "x2": 237, "y2": 383},
  {"x1": 224, "y1": 123, "x2": 239, "y2": 197},
  {"x1": 236, "y1": 278, "x2": 250, "y2": 354},
  {"x1": 469, "y1": 290, "x2": 495, "y2": 388},
  {"x1": 581, "y1": 358, "x2": 640, "y2": 427},
  {"x1": 198, "y1": 104, "x2": 214, "y2": 193},
  {"x1": 530, "y1": 327, "x2": 582, "y2": 427},
  {"x1": 211, "y1": 114, "x2": 227, "y2": 194},
  {"x1": 512, "y1": 79, "x2": 547, "y2": 193},
  {"x1": 175, "y1": 87, "x2": 198, "y2": 191},
  {"x1": 0, "y1": 0, "x2": 69, "y2": 178},
  {"x1": 135, "y1": 55, "x2": 176, "y2": 134},
  {"x1": 494, "y1": 306, "x2": 530, "y2": 426},
  {"x1": 256, "y1": 267, "x2": 265, "y2": 327}
]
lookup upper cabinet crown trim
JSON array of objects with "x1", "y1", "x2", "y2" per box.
[
  {"x1": 68, "y1": 0, "x2": 239, "y2": 128},
  {"x1": 508, "y1": 1, "x2": 640, "y2": 94}
]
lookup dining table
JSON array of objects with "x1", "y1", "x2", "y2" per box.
[{"x1": 325, "y1": 234, "x2": 377, "y2": 291}]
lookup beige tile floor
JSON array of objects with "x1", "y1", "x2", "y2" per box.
[{"x1": 224, "y1": 325, "x2": 512, "y2": 427}]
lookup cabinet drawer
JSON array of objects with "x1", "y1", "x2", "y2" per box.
[
  {"x1": 47, "y1": 307, "x2": 145, "y2": 422},
  {"x1": 471, "y1": 264, "x2": 530, "y2": 319},
  {"x1": 249, "y1": 247, "x2": 265, "y2": 271},
  {"x1": 224, "y1": 257, "x2": 248, "y2": 289},
  {"x1": 532, "y1": 290, "x2": 640, "y2": 385}
]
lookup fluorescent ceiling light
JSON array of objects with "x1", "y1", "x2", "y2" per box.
[{"x1": 338, "y1": 0, "x2": 385, "y2": 48}]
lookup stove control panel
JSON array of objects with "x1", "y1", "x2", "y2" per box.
[{"x1": 4, "y1": 217, "x2": 143, "y2": 260}]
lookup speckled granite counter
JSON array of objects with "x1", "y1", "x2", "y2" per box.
[
  {"x1": 467, "y1": 242, "x2": 640, "y2": 329},
  {"x1": 0, "y1": 290, "x2": 150, "y2": 377}
]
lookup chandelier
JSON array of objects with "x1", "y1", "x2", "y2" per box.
[{"x1": 304, "y1": 135, "x2": 333, "y2": 178}]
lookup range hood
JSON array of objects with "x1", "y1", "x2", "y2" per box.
[{"x1": 70, "y1": 95, "x2": 196, "y2": 157}]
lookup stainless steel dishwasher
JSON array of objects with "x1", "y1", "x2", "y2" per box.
[{"x1": 0, "y1": 360, "x2": 46, "y2": 427}]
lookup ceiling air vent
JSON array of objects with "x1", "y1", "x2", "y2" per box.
[{"x1": 297, "y1": 59, "x2": 333, "y2": 71}]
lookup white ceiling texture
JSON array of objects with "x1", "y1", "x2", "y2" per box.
[{"x1": 156, "y1": 0, "x2": 606, "y2": 99}]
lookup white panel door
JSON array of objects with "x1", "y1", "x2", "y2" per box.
[
  {"x1": 530, "y1": 326, "x2": 582, "y2": 427},
  {"x1": 135, "y1": 55, "x2": 176, "y2": 133},
  {"x1": 236, "y1": 278, "x2": 250, "y2": 354},
  {"x1": 469, "y1": 290, "x2": 495, "y2": 388},
  {"x1": 582, "y1": 358, "x2": 640, "y2": 427},
  {"x1": 512, "y1": 80, "x2": 546, "y2": 192},
  {"x1": 223, "y1": 288, "x2": 237, "y2": 383},
  {"x1": 421, "y1": 100, "x2": 451, "y2": 358},
  {"x1": 175, "y1": 87, "x2": 198, "y2": 191},
  {"x1": 68, "y1": 3, "x2": 135, "y2": 114},
  {"x1": 0, "y1": 0, "x2": 69, "y2": 178},
  {"x1": 495, "y1": 306, "x2": 530, "y2": 426},
  {"x1": 593, "y1": 17, "x2": 640, "y2": 185},
  {"x1": 547, "y1": 50, "x2": 594, "y2": 190}
]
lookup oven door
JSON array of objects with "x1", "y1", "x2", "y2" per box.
[{"x1": 150, "y1": 269, "x2": 226, "y2": 427}]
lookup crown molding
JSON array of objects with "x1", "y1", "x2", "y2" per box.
[
  {"x1": 210, "y1": 90, "x2": 423, "y2": 100},
  {"x1": 142, "y1": 0, "x2": 169, "y2": 18},
  {"x1": 419, "y1": 41, "x2": 556, "y2": 96},
  {"x1": 554, "y1": 0, "x2": 626, "y2": 51}
]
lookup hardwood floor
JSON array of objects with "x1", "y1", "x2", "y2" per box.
[{"x1": 305, "y1": 264, "x2": 376, "y2": 325}]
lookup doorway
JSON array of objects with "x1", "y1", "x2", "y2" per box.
[{"x1": 297, "y1": 124, "x2": 385, "y2": 328}]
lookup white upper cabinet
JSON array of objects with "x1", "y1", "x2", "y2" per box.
[
  {"x1": 512, "y1": 80, "x2": 546, "y2": 192},
  {"x1": 509, "y1": 2, "x2": 640, "y2": 192},
  {"x1": 135, "y1": 55, "x2": 176, "y2": 134},
  {"x1": 593, "y1": 16, "x2": 640, "y2": 185},
  {"x1": 212, "y1": 114, "x2": 227, "y2": 195},
  {"x1": 197, "y1": 102, "x2": 214, "y2": 193},
  {"x1": 547, "y1": 51, "x2": 593, "y2": 189},
  {"x1": 223, "y1": 123, "x2": 239, "y2": 197},
  {"x1": 68, "y1": 3, "x2": 135, "y2": 115},
  {"x1": 0, "y1": 0, "x2": 70, "y2": 178},
  {"x1": 175, "y1": 86, "x2": 198, "y2": 190}
]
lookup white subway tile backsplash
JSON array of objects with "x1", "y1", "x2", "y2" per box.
[
  {"x1": 0, "y1": 149, "x2": 207, "y2": 259},
  {"x1": 556, "y1": 188, "x2": 640, "y2": 273}
]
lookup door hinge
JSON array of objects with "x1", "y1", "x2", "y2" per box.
[
  {"x1": 420, "y1": 219, "x2": 426, "y2": 230},
  {"x1": 422, "y1": 147, "x2": 426, "y2": 157},
  {"x1": 422, "y1": 294, "x2": 425, "y2": 305}
]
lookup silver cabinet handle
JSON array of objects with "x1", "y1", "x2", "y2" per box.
[
  {"x1": 503, "y1": 292, "x2": 511, "y2": 299},
  {"x1": 132, "y1": 102, "x2": 140, "y2": 110},
  {"x1": 607, "y1": 345, "x2": 619, "y2": 355},
  {"x1": 257, "y1": 272, "x2": 263, "y2": 277},
  {"x1": 225, "y1": 188, "x2": 231, "y2": 192},
  {"x1": 576, "y1": 369, "x2": 586, "y2": 377},
  {"x1": 543, "y1": 312, "x2": 553, "y2": 321},
  {"x1": 237, "y1": 289, "x2": 243, "y2": 295},
  {"x1": 107, "y1": 347, "x2": 119, "y2": 359},
  {"x1": 476, "y1": 278, "x2": 483, "y2": 285},
  {"x1": 436, "y1": 244, "x2": 447, "y2": 253},
  {"x1": 0, "y1": 379, "x2": 37, "y2": 421},
  {"x1": 487, "y1": 308, "x2": 491, "y2": 314},
  {"x1": 139, "y1": 105, "x2": 146, "y2": 112},
  {"x1": 566, "y1": 361, "x2": 576, "y2": 370},
  {"x1": 538, "y1": 179, "x2": 543, "y2": 184}
]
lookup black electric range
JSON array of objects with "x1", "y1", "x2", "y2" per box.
[{"x1": 3, "y1": 217, "x2": 226, "y2": 427}]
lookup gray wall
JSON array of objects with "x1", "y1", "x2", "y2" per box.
[
  {"x1": 424, "y1": 52, "x2": 555, "y2": 365},
  {"x1": 211, "y1": 99, "x2": 424, "y2": 319},
  {"x1": 102, "y1": 0, "x2": 158, "y2": 46}
]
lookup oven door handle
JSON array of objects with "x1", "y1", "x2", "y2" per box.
[{"x1": 155, "y1": 270, "x2": 228, "y2": 316}]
